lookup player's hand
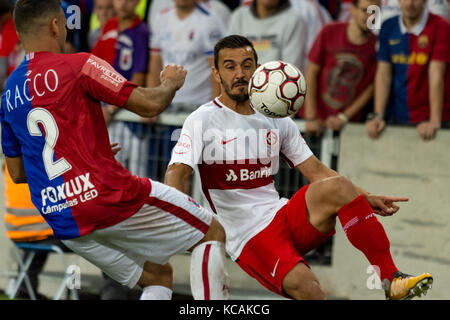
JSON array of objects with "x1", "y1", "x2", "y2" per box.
[
  {"x1": 305, "y1": 118, "x2": 324, "y2": 137},
  {"x1": 366, "y1": 118, "x2": 385, "y2": 139},
  {"x1": 160, "y1": 64, "x2": 187, "y2": 91},
  {"x1": 325, "y1": 115, "x2": 346, "y2": 132},
  {"x1": 416, "y1": 121, "x2": 440, "y2": 141},
  {"x1": 111, "y1": 142, "x2": 121, "y2": 155},
  {"x1": 365, "y1": 194, "x2": 409, "y2": 216}
]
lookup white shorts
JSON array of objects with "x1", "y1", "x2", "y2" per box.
[{"x1": 62, "y1": 180, "x2": 213, "y2": 288}]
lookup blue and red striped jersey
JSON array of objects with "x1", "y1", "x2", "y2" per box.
[
  {"x1": 0, "y1": 52, "x2": 151, "y2": 239},
  {"x1": 377, "y1": 12, "x2": 450, "y2": 124}
]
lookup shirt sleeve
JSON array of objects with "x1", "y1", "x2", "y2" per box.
[
  {"x1": 168, "y1": 112, "x2": 205, "y2": 169},
  {"x1": 430, "y1": 19, "x2": 450, "y2": 63},
  {"x1": 0, "y1": 108, "x2": 21, "y2": 157},
  {"x1": 280, "y1": 118, "x2": 313, "y2": 168},
  {"x1": 80, "y1": 54, "x2": 138, "y2": 107}
]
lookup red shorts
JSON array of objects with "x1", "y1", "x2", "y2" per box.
[{"x1": 236, "y1": 184, "x2": 335, "y2": 297}]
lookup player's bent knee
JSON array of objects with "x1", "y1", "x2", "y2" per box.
[{"x1": 313, "y1": 176, "x2": 358, "y2": 206}]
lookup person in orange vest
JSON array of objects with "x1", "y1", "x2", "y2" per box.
[{"x1": 4, "y1": 165, "x2": 70, "y2": 299}]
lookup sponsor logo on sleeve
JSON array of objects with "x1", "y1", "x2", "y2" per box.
[
  {"x1": 81, "y1": 55, "x2": 126, "y2": 92},
  {"x1": 174, "y1": 133, "x2": 192, "y2": 155}
]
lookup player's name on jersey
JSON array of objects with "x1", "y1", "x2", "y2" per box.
[
  {"x1": 40, "y1": 172, "x2": 97, "y2": 215},
  {"x1": 4, "y1": 69, "x2": 59, "y2": 112}
]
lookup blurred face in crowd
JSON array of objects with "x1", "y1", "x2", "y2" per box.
[
  {"x1": 94, "y1": 0, "x2": 115, "y2": 26},
  {"x1": 398, "y1": 0, "x2": 426, "y2": 21},
  {"x1": 175, "y1": 0, "x2": 197, "y2": 11},
  {"x1": 351, "y1": 0, "x2": 380, "y2": 32},
  {"x1": 213, "y1": 46, "x2": 258, "y2": 103},
  {"x1": 112, "y1": 0, "x2": 139, "y2": 19},
  {"x1": 257, "y1": 0, "x2": 282, "y2": 10}
]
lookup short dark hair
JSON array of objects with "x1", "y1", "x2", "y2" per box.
[
  {"x1": 0, "y1": 0, "x2": 13, "y2": 17},
  {"x1": 214, "y1": 35, "x2": 258, "y2": 69},
  {"x1": 14, "y1": 0, "x2": 61, "y2": 35}
]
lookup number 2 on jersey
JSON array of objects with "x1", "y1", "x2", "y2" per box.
[{"x1": 27, "y1": 108, "x2": 72, "y2": 180}]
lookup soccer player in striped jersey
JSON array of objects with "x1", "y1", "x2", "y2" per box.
[
  {"x1": 1, "y1": 0, "x2": 229, "y2": 300},
  {"x1": 165, "y1": 35, "x2": 433, "y2": 300}
]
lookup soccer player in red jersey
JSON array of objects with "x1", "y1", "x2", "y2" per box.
[
  {"x1": 1, "y1": 0, "x2": 229, "y2": 300},
  {"x1": 165, "y1": 35, "x2": 433, "y2": 300}
]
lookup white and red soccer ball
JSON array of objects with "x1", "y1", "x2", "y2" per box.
[{"x1": 248, "y1": 60, "x2": 306, "y2": 118}]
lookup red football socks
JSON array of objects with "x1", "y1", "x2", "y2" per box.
[{"x1": 337, "y1": 194, "x2": 398, "y2": 282}]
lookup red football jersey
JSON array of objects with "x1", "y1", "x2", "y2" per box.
[{"x1": 0, "y1": 51, "x2": 151, "y2": 239}]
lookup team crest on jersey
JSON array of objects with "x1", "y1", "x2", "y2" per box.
[
  {"x1": 265, "y1": 130, "x2": 278, "y2": 146},
  {"x1": 119, "y1": 47, "x2": 133, "y2": 71},
  {"x1": 188, "y1": 196, "x2": 200, "y2": 208},
  {"x1": 174, "y1": 133, "x2": 192, "y2": 154},
  {"x1": 188, "y1": 31, "x2": 195, "y2": 40},
  {"x1": 417, "y1": 35, "x2": 428, "y2": 49}
]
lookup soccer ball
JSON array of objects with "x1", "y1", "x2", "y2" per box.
[{"x1": 248, "y1": 60, "x2": 306, "y2": 118}]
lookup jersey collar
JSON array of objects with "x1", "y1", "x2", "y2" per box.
[{"x1": 399, "y1": 7, "x2": 429, "y2": 36}]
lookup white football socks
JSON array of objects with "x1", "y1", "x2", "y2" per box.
[
  {"x1": 139, "y1": 285, "x2": 173, "y2": 300},
  {"x1": 190, "y1": 241, "x2": 230, "y2": 300}
]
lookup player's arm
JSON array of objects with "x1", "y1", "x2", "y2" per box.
[
  {"x1": 102, "y1": 71, "x2": 145, "y2": 122},
  {"x1": 5, "y1": 156, "x2": 27, "y2": 184},
  {"x1": 295, "y1": 156, "x2": 408, "y2": 216},
  {"x1": 125, "y1": 64, "x2": 186, "y2": 118},
  {"x1": 366, "y1": 61, "x2": 391, "y2": 139},
  {"x1": 164, "y1": 163, "x2": 194, "y2": 195}
]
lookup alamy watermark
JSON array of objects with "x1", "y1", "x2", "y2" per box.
[
  {"x1": 65, "y1": 264, "x2": 81, "y2": 290},
  {"x1": 65, "y1": 5, "x2": 81, "y2": 30},
  {"x1": 366, "y1": 265, "x2": 382, "y2": 290},
  {"x1": 366, "y1": 5, "x2": 382, "y2": 30}
]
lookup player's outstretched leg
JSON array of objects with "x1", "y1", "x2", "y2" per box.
[
  {"x1": 189, "y1": 218, "x2": 230, "y2": 300},
  {"x1": 138, "y1": 262, "x2": 174, "y2": 300},
  {"x1": 305, "y1": 176, "x2": 433, "y2": 300}
]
